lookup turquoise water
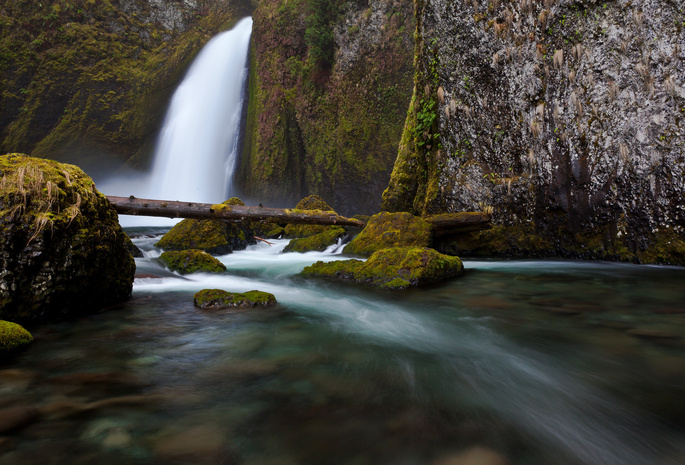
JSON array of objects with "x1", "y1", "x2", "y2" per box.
[{"x1": 1, "y1": 231, "x2": 684, "y2": 464}]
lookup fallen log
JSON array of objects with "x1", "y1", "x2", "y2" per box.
[
  {"x1": 423, "y1": 212, "x2": 492, "y2": 237},
  {"x1": 106, "y1": 196, "x2": 366, "y2": 228}
]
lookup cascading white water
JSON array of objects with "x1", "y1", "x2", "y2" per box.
[{"x1": 99, "y1": 17, "x2": 252, "y2": 225}]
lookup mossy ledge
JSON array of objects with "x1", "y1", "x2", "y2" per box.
[
  {"x1": 300, "y1": 246, "x2": 463, "y2": 289},
  {"x1": 0, "y1": 320, "x2": 33, "y2": 356},
  {"x1": 159, "y1": 250, "x2": 226, "y2": 275},
  {"x1": 194, "y1": 289, "x2": 277, "y2": 309}
]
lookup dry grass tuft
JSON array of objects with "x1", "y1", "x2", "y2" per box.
[
  {"x1": 437, "y1": 86, "x2": 445, "y2": 104},
  {"x1": 553, "y1": 49, "x2": 563, "y2": 69}
]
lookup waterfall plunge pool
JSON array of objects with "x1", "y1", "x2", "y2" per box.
[{"x1": 1, "y1": 228, "x2": 684, "y2": 465}]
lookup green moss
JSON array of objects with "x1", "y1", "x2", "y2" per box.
[
  {"x1": 156, "y1": 219, "x2": 231, "y2": 254},
  {"x1": 0, "y1": 320, "x2": 33, "y2": 354},
  {"x1": 193, "y1": 288, "x2": 277, "y2": 309},
  {"x1": 283, "y1": 226, "x2": 345, "y2": 253},
  {"x1": 0, "y1": 154, "x2": 134, "y2": 323},
  {"x1": 283, "y1": 196, "x2": 337, "y2": 238},
  {"x1": 343, "y1": 211, "x2": 433, "y2": 256},
  {"x1": 265, "y1": 226, "x2": 285, "y2": 238},
  {"x1": 301, "y1": 246, "x2": 463, "y2": 288},
  {"x1": 294, "y1": 195, "x2": 333, "y2": 211},
  {"x1": 159, "y1": 250, "x2": 226, "y2": 274}
]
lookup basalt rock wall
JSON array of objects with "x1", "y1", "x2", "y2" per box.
[
  {"x1": 382, "y1": 0, "x2": 685, "y2": 263},
  {"x1": 236, "y1": 0, "x2": 416, "y2": 215}
]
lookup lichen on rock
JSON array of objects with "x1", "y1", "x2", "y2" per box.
[
  {"x1": 343, "y1": 211, "x2": 433, "y2": 256},
  {"x1": 0, "y1": 154, "x2": 135, "y2": 323},
  {"x1": 0, "y1": 320, "x2": 33, "y2": 355},
  {"x1": 159, "y1": 250, "x2": 227, "y2": 275},
  {"x1": 194, "y1": 289, "x2": 277, "y2": 309},
  {"x1": 301, "y1": 246, "x2": 463, "y2": 289}
]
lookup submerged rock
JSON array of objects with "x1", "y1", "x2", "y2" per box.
[
  {"x1": 0, "y1": 320, "x2": 33, "y2": 355},
  {"x1": 159, "y1": 250, "x2": 226, "y2": 274},
  {"x1": 155, "y1": 197, "x2": 256, "y2": 254},
  {"x1": 194, "y1": 289, "x2": 277, "y2": 309},
  {"x1": 284, "y1": 227, "x2": 346, "y2": 253},
  {"x1": 0, "y1": 154, "x2": 135, "y2": 323},
  {"x1": 343, "y1": 212, "x2": 433, "y2": 256},
  {"x1": 301, "y1": 247, "x2": 463, "y2": 289}
]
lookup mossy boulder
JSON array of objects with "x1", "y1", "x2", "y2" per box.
[
  {"x1": 0, "y1": 154, "x2": 135, "y2": 323},
  {"x1": 155, "y1": 197, "x2": 256, "y2": 254},
  {"x1": 0, "y1": 320, "x2": 33, "y2": 355},
  {"x1": 283, "y1": 227, "x2": 346, "y2": 253},
  {"x1": 283, "y1": 196, "x2": 336, "y2": 239},
  {"x1": 343, "y1": 212, "x2": 433, "y2": 256},
  {"x1": 301, "y1": 247, "x2": 463, "y2": 289},
  {"x1": 194, "y1": 289, "x2": 277, "y2": 309},
  {"x1": 159, "y1": 250, "x2": 226, "y2": 275}
]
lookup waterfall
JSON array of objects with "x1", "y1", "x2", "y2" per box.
[{"x1": 99, "y1": 17, "x2": 253, "y2": 225}]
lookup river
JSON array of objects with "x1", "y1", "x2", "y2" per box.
[{"x1": 1, "y1": 227, "x2": 684, "y2": 465}]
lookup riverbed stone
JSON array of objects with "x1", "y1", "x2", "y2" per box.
[
  {"x1": 194, "y1": 289, "x2": 277, "y2": 309},
  {"x1": 155, "y1": 197, "x2": 256, "y2": 254},
  {"x1": 0, "y1": 154, "x2": 135, "y2": 323},
  {"x1": 343, "y1": 212, "x2": 433, "y2": 256},
  {"x1": 159, "y1": 250, "x2": 226, "y2": 274},
  {"x1": 301, "y1": 247, "x2": 463, "y2": 289},
  {"x1": 0, "y1": 406, "x2": 40, "y2": 434}
]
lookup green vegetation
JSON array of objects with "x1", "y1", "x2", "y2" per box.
[
  {"x1": 159, "y1": 250, "x2": 227, "y2": 274},
  {"x1": 0, "y1": 320, "x2": 33, "y2": 355},
  {"x1": 0, "y1": 154, "x2": 134, "y2": 323},
  {"x1": 283, "y1": 226, "x2": 345, "y2": 252},
  {"x1": 193, "y1": 288, "x2": 277, "y2": 309},
  {"x1": 301, "y1": 246, "x2": 463, "y2": 289},
  {"x1": 284, "y1": 195, "x2": 337, "y2": 238},
  {"x1": 343, "y1": 211, "x2": 433, "y2": 256}
]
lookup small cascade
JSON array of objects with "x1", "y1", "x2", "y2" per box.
[{"x1": 99, "y1": 17, "x2": 253, "y2": 225}]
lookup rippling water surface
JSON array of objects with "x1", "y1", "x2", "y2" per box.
[{"x1": 1, "y1": 228, "x2": 684, "y2": 465}]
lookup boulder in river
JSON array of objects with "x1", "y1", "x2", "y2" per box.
[
  {"x1": 0, "y1": 320, "x2": 33, "y2": 356},
  {"x1": 159, "y1": 250, "x2": 226, "y2": 274},
  {"x1": 194, "y1": 289, "x2": 277, "y2": 309},
  {"x1": 301, "y1": 246, "x2": 463, "y2": 289},
  {"x1": 284, "y1": 227, "x2": 346, "y2": 253},
  {"x1": 283, "y1": 195, "x2": 337, "y2": 239},
  {"x1": 155, "y1": 197, "x2": 256, "y2": 254},
  {"x1": 343, "y1": 211, "x2": 433, "y2": 256},
  {"x1": 0, "y1": 154, "x2": 135, "y2": 323}
]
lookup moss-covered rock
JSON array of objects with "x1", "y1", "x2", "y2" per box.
[
  {"x1": 0, "y1": 154, "x2": 135, "y2": 323},
  {"x1": 283, "y1": 196, "x2": 335, "y2": 238},
  {"x1": 159, "y1": 250, "x2": 226, "y2": 275},
  {"x1": 155, "y1": 197, "x2": 256, "y2": 254},
  {"x1": 343, "y1": 212, "x2": 433, "y2": 256},
  {"x1": 283, "y1": 227, "x2": 346, "y2": 253},
  {"x1": 0, "y1": 320, "x2": 33, "y2": 355},
  {"x1": 194, "y1": 289, "x2": 277, "y2": 309},
  {"x1": 301, "y1": 246, "x2": 463, "y2": 289}
]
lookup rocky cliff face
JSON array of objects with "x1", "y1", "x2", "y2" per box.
[
  {"x1": 236, "y1": 0, "x2": 415, "y2": 215},
  {"x1": 0, "y1": 0, "x2": 251, "y2": 172},
  {"x1": 383, "y1": 0, "x2": 685, "y2": 263}
]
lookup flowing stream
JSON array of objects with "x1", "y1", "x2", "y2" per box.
[{"x1": 2, "y1": 232, "x2": 684, "y2": 465}]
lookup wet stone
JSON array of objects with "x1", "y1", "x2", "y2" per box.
[{"x1": 0, "y1": 406, "x2": 40, "y2": 434}]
